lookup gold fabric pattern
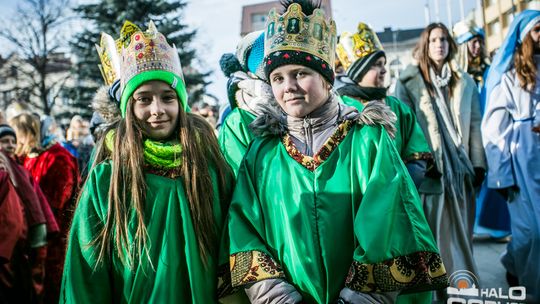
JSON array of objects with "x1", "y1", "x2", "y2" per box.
[
  {"x1": 230, "y1": 251, "x2": 285, "y2": 287},
  {"x1": 404, "y1": 152, "x2": 433, "y2": 162},
  {"x1": 345, "y1": 251, "x2": 449, "y2": 293}
]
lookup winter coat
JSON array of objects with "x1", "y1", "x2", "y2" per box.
[{"x1": 394, "y1": 61, "x2": 486, "y2": 193}]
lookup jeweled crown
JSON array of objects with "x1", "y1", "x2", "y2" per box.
[
  {"x1": 95, "y1": 32, "x2": 121, "y2": 86},
  {"x1": 96, "y1": 21, "x2": 184, "y2": 89},
  {"x1": 264, "y1": 3, "x2": 336, "y2": 66},
  {"x1": 336, "y1": 22, "x2": 384, "y2": 72}
]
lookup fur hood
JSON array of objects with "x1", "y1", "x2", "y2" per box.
[
  {"x1": 249, "y1": 96, "x2": 397, "y2": 139},
  {"x1": 92, "y1": 86, "x2": 121, "y2": 124}
]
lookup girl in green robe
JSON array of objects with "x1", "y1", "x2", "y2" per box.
[
  {"x1": 61, "y1": 21, "x2": 233, "y2": 303},
  {"x1": 224, "y1": 1, "x2": 448, "y2": 303}
]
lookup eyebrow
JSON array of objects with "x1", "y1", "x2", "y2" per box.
[
  {"x1": 134, "y1": 88, "x2": 175, "y2": 95},
  {"x1": 272, "y1": 67, "x2": 308, "y2": 77}
]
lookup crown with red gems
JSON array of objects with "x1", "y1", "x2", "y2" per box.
[{"x1": 96, "y1": 20, "x2": 184, "y2": 89}]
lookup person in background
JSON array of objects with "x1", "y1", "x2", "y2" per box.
[
  {"x1": 225, "y1": 1, "x2": 448, "y2": 303},
  {"x1": 10, "y1": 113, "x2": 79, "y2": 304},
  {"x1": 64, "y1": 116, "x2": 95, "y2": 179},
  {"x1": 395, "y1": 22, "x2": 485, "y2": 301},
  {"x1": 481, "y1": 10, "x2": 540, "y2": 302},
  {"x1": 218, "y1": 30, "x2": 279, "y2": 174},
  {"x1": 0, "y1": 152, "x2": 28, "y2": 303},
  {"x1": 454, "y1": 19, "x2": 511, "y2": 243},
  {"x1": 0, "y1": 122, "x2": 60, "y2": 303},
  {"x1": 336, "y1": 22, "x2": 432, "y2": 189},
  {"x1": 453, "y1": 20, "x2": 491, "y2": 90}
]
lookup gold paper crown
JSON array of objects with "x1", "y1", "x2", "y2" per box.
[
  {"x1": 336, "y1": 22, "x2": 384, "y2": 72},
  {"x1": 264, "y1": 3, "x2": 337, "y2": 66},
  {"x1": 119, "y1": 21, "x2": 184, "y2": 89},
  {"x1": 96, "y1": 21, "x2": 184, "y2": 88},
  {"x1": 95, "y1": 21, "x2": 140, "y2": 86}
]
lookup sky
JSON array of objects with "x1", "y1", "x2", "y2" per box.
[{"x1": 0, "y1": 0, "x2": 478, "y2": 105}]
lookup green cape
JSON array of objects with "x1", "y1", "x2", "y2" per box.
[
  {"x1": 218, "y1": 108, "x2": 256, "y2": 175},
  {"x1": 226, "y1": 121, "x2": 447, "y2": 303},
  {"x1": 61, "y1": 161, "x2": 232, "y2": 303}
]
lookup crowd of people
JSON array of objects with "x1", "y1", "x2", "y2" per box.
[{"x1": 0, "y1": 0, "x2": 539, "y2": 303}]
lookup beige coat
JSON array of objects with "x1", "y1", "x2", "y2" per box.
[{"x1": 395, "y1": 61, "x2": 486, "y2": 192}]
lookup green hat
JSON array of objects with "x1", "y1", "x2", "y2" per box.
[{"x1": 120, "y1": 70, "x2": 189, "y2": 115}]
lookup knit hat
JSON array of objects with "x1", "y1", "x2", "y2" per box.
[
  {"x1": 247, "y1": 32, "x2": 265, "y2": 79},
  {"x1": 0, "y1": 124, "x2": 16, "y2": 140},
  {"x1": 236, "y1": 30, "x2": 266, "y2": 80},
  {"x1": 263, "y1": 1, "x2": 337, "y2": 84},
  {"x1": 337, "y1": 22, "x2": 385, "y2": 83},
  {"x1": 219, "y1": 53, "x2": 243, "y2": 77}
]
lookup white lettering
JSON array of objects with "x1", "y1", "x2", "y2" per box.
[
  {"x1": 509, "y1": 286, "x2": 526, "y2": 300},
  {"x1": 481, "y1": 289, "x2": 490, "y2": 297},
  {"x1": 498, "y1": 287, "x2": 508, "y2": 299},
  {"x1": 447, "y1": 298, "x2": 466, "y2": 304},
  {"x1": 468, "y1": 300, "x2": 483, "y2": 304},
  {"x1": 488, "y1": 289, "x2": 498, "y2": 298}
]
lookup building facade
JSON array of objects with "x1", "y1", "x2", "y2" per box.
[
  {"x1": 241, "y1": 0, "x2": 332, "y2": 36},
  {"x1": 480, "y1": 0, "x2": 540, "y2": 53},
  {"x1": 0, "y1": 52, "x2": 91, "y2": 125}
]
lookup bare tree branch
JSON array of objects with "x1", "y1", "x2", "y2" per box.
[{"x1": 1, "y1": 0, "x2": 72, "y2": 115}]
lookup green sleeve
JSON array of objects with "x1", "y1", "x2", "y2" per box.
[
  {"x1": 346, "y1": 125, "x2": 447, "y2": 294},
  {"x1": 226, "y1": 140, "x2": 286, "y2": 287},
  {"x1": 60, "y1": 163, "x2": 113, "y2": 303},
  {"x1": 387, "y1": 96, "x2": 432, "y2": 161},
  {"x1": 218, "y1": 109, "x2": 256, "y2": 175}
]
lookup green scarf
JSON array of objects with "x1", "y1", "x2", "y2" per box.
[{"x1": 105, "y1": 131, "x2": 182, "y2": 169}]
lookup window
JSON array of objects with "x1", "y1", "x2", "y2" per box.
[
  {"x1": 503, "y1": 11, "x2": 514, "y2": 27},
  {"x1": 251, "y1": 13, "x2": 267, "y2": 31},
  {"x1": 488, "y1": 20, "x2": 501, "y2": 36}
]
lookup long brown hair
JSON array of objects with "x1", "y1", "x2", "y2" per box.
[
  {"x1": 90, "y1": 97, "x2": 233, "y2": 268},
  {"x1": 414, "y1": 23, "x2": 459, "y2": 97},
  {"x1": 10, "y1": 113, "x2": 42, "y2": 157},
  {"x1": 515, "y1": 32, "x2": 538, "y2": 91}
]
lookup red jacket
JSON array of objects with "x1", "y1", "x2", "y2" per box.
[{"x1": 23, "y1": 143, "x2": 79, "y2": 213}]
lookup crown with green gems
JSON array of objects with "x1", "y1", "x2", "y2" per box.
[{"x1": 264, "y1": 3, "x2": 337, "y2": 67}]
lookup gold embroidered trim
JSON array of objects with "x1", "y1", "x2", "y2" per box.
[
  {"x1": 230, "y1": 250, "x2": 285, "y2": 287},
  {"x1": 404, "y1": 152, "x2": 433, "y2": 162},
  {"x1": 345, "y1": 251, "x2": 448, "y2": 293},
  {"x1": 282, "y1": 120, "x2": 353, "y2": 171}
]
